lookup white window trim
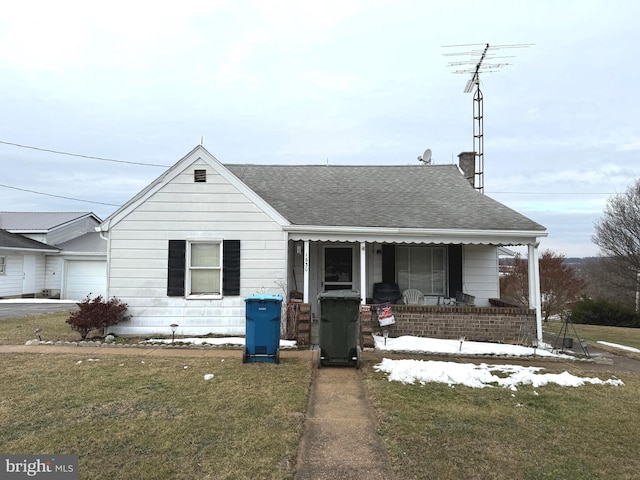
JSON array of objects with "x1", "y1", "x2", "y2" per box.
[{"x1": 186, "y1": 239, "x2": 223, "y2": 299}]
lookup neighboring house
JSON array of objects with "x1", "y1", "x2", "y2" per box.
[
  {"x1": 0, "y1": 212, "x2": 106, "y2": 300},
  {"x1": 98, "y1": 145, "x2": 547, "y2": 338},
  {"x1": 0, "y1": 229, "x2": 60, "y2": 298}
]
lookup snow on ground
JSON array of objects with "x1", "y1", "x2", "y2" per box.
[
  {"x1": 371, "y1": 334, "x2": 624, "y2": 389},
  {"x1": 144, "y1": 337, "x2": 298, "y2": 348},
  {"x1": 373, "y1": 358, "x2": 624, "y2": 389},
  {"x1": 373, "y1": 334, "x2": 563, "y2": 357},
  {"x1": 597, "y1": 341, "x2": 640, "y2": 353},
  {"x1": 142, "y1": 334, "x2": 628, "y2": 389}
]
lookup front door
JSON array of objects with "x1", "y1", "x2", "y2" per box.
[
  {"x1": 22, "y1": 255, "x2": 36, "y2": 297},
  {"x1": 323, "y1": 246, "x2": 353, "y2": 291}
]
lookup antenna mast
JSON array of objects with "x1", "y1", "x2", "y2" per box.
[{"x1": 443, "y1": 42, "x2": 533, "y2": 193}]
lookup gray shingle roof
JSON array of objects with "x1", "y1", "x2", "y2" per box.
[
  {"x1": 0, "y1": 229, "x2": 60, "y2": 251},
  {"x1": 0, "y1": 212, "x2": 99, "y2": 231},
  {"x1": 225, "y1": 164, "x2": 545, "y2": 232}
]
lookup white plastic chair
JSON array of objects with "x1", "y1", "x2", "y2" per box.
[{"x1": 402, "y1": 289, "x2": 424, "y2": 305}]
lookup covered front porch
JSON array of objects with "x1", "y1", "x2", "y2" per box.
[{"x1": 285, "y1": 229, "x2": 544, "y2": 344}]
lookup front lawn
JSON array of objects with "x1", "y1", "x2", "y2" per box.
[
  {"x1": 362, "y1": 359, "x2": 640, "y2": 479},
  {"x1": 0, "y1": 352, "x2": 312, "y2": 480},
  {"x1": 3, "y1": 312, "x2": 640, "y2": 479}
]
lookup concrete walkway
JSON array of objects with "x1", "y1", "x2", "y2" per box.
[{"x1": 294, "y1": 351, "x2": 396, "y2": 480}]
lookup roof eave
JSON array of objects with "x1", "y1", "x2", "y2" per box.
[{"x1": 0, "y1": 246, "x2": 60, "y2": 253}]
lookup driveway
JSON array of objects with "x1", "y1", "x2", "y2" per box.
[{"x1": 0, "y1": 300, "x2": 78, "y2": 319}]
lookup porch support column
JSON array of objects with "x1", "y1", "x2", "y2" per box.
[
  {"x1": 360, "y1": 242, "x2": 367, "y2": 304},
  {"x1": 303, "y1": 240, "x2": 310, "y2": 304},
  {"x1": 528, "y1": 241, "x2": 543, "y2": 342}
]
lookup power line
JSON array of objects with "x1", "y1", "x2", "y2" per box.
[
  {"x1": 0, "y1": 183, "x2": 120, "y2": 207},
  {"x1": 0, "y1": 140, "x2": 171, "y2": 167}
]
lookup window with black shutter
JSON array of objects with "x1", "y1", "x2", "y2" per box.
[{"x1": 167, "y1": 239, "x2": 240, "y2": 297}]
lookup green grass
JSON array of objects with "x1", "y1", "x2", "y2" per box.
[
  {"x1": 361, "y1": 359, "x2": 640, "y2": 480},
  {"x1": 0, "y1": 310, "x2": 172, "y2": 345},
  {"x1": 4, "y1": 313, "x2": 640, "y2": 479},
  {"x1": 0, "y1": 353, "x2": 312, "y2": 479},
  {"x1": 0, "y1": 310, "x2": 79, "y2": 344},
  {"x1": 543, "y1": 321, "x2": 640, "y2": 359}
]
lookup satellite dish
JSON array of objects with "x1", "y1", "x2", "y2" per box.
[{"x1": 418, "y1": 148, "x2": 432, "y2": 164}]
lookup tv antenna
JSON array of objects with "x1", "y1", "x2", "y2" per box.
[
  {"x1": 443, "y1": 42, "x2": 533, "y2": 193},
  {"x1": 418, "y1": 148, "x2": 432, "y2": 164}
]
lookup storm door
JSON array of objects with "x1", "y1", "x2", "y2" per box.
[{"x1": 323, "y1": 246, "x2": 354, "y2": 291}]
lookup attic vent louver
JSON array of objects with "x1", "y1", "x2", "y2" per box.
[{"x1": 194, "y1": 170, "x2": 207, "y2": 182}]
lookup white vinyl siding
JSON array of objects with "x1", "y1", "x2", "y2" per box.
[
  {"x1": 106, "y1": 158, "x2": 287, "y2": 336},
  {"x1": 0, "y1": 254, "x2": 47, "y2": 298},
  {"x1": 0, "y1": 255, "x2": 23, "y2": 297},
  {"x1": 462, "y1": 244, "x2": 499, "y2": 306},
  {"x1": 44, "y1": 256, "x2": 63, "y2": 296}
]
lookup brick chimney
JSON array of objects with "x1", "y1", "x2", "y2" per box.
[{"x1": 458, "y1": 152, "x2": 475, "y2": 187}]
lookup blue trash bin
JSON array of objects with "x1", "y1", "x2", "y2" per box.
[{"x1": 244, "y1": 294, "x2": 283, "y2": 363}]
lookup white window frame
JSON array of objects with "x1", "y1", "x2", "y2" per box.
[
  {"x1": 0, "y1": 256, "x2": 5, "y2": 275},
  {"x1": 186, "y1": 240, "x2": 223, "y2": 299}
]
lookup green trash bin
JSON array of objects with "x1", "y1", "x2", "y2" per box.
[{"x1": 318, "y1": 290, "x2": 361, "y2": 368}]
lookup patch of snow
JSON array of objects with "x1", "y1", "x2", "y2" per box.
[
  {"x1": 204, "y1": 374, "x2": 214, "y2": 381},
  {"x1": 373, "y1": 358, "x2": 625, "y2": 389},
  {"x1": 143, "y1": 337, "x2": 297, "y2": 348},
  {"x1": 373, "y1": 334, "x2": 565, "y2": 357},
  {"x1": 597, "y1": 341, "x2": 640, "y2": 353}
]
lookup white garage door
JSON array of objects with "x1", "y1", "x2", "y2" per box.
[{"x1": 64, "y1": 260, "x2": 107, "y2": 300}]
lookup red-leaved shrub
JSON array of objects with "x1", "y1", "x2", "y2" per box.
[{"x1": 66, "y1": 295, "x2": 130, "y2": 340}]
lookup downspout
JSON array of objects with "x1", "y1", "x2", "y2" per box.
[
  {"x1": 97, "y1": 227, "x2": 111, "y2": 299},
  {"x1": 527, "y1": 240, "x2": 542, "y2": 343}
]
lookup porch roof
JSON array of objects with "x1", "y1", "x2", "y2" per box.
[
  {"x1": 225, "y1": 164, "x2": 546, "y2": 244},
  {"x1": 0, "y1": 229, "x2": 60, "y2": 252}
]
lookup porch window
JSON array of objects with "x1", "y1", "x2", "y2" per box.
[
  {"x1": 396, "y1": 246, "x2": 446, "y2": 295},
  {"x1": 188, "y1": 242, "x2": 222, "y2": 296},
  {"x1": 0, "y1": 256, "x2": 5, "y2": 275}
]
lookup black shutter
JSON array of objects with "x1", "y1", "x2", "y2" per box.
[
  {"x1": 167, "y1": 240, "x2": 186, "y2": 296},
  {"x1": 448, "y1": 245, "x2": 463, "y2": 297},
  {"x1": 381, "y1": 244, "x2": 396, "y2": 284},
  {"x1": 223, "y1": 240, "x2": 241, "y2": 296}
]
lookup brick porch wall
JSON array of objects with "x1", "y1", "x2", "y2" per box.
[{"x1": 368, "y1": 305, "x2": 536, "y2": 344}]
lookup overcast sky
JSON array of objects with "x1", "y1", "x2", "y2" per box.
[{"x1": 2, "y1": 0, "x2": 638, "y2": 258}]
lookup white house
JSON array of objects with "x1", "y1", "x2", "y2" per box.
[
  {"x1": 0, "y1": 212, "x2": 106, "y2": 300},
  {"x1": 97, "y1": 146, "x2": 547, "y2": 339}
]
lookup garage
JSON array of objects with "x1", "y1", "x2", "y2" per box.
[{"x1": 63, "y1": 260, "x2": 107, "y2": 300}]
